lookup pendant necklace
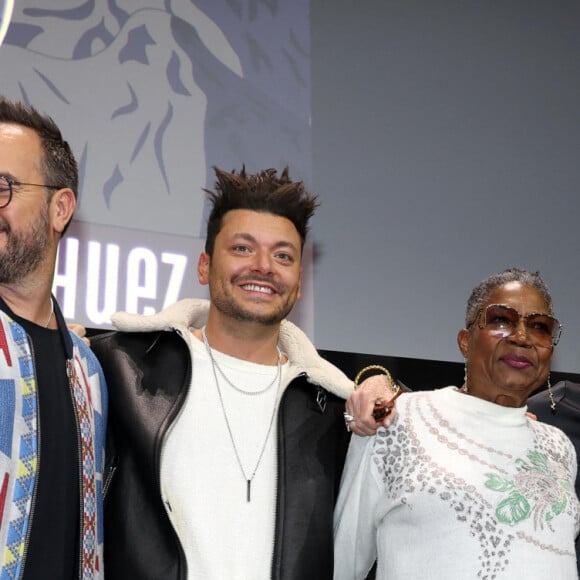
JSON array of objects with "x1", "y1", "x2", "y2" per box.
[{"x1": 201, "y1": 328, "x2": 282, "y2": 502}]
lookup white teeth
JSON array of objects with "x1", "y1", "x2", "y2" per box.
[{"x1": 242, "y1": 284, "x2": 273, "y2": 294}]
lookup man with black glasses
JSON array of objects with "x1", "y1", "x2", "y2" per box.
[{"x1": 0, "y1": 97, "x2": 107, "y2": 579}]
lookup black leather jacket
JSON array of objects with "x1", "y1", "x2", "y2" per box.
[{"x1": 93, "y1": 325, "x2": 351, "y2": 579}]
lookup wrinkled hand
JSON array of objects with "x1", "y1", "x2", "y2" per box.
[
  {"x1": 345, "y1": 374, "x2": 399, "y2": 436},
  {"x1": 68, "y1": 323, "x2": 91, "y2": 347}
]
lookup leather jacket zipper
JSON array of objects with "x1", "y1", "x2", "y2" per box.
[
  {"x1": 270, "y1": 373, "x2": 306, "y2": 579},
  {"x1": 157, "y1": 328, "x2": 192, "y2": 580},
  {"x1": 103, "y1": 464, "x2": 117, "y2": 500}
]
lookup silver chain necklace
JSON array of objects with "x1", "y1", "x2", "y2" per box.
[
  {"x1": 203, "y1": 329, "x2": 282, "y2": 396},
  {"x1": 201, "y1": 328, "x2": 282, "y2": 502},
  {"x1": 44, "y1": 297, "x2": 54, "y2": 328}
]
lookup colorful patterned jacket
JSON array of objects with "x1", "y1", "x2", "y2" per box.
[{"x1": 0, "y1": 300, "x2": 108, "y2": 579}]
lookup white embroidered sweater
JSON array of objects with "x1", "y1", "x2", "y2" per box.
[{"x1": 334, "y1": 387, "x2": 580, "y2": 580}]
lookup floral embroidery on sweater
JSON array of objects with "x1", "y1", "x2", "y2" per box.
[{"x1": 485, "y1": 449, "x2": 573, "y2": 530}]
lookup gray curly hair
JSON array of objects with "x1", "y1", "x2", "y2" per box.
[{"x1": 465, "y1": 268, "x2": 553, "y2": 327}]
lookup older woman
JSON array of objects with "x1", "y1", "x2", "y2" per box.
[{"x1": 334, "y1": 268, "x2": 579, "y2": 579}]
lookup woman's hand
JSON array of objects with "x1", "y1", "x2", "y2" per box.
[{"x1": 345, "y1": 374, "x2": 399, "y2": 436}]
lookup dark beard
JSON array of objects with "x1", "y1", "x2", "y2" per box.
[
  {"x1": 211, "y1": 275, "x2": 297, "y2": 326},
  {"x1": 211, "y1": 293, "x2": 295, "y2": 326},
  {"x1": 0, "y1": 205, "x2": 50, "y2": 284}
]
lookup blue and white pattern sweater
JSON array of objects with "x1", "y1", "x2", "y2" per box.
[{"x1": 0, "y1": 302, "x2": 107, "y2": 579}]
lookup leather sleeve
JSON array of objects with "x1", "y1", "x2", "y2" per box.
[
  {"x1": 272, "y1": 377, "x2": 351, "y2": 580},
  {"x1": 92, "y1": 330, "x2": 190, "y2": 580}
]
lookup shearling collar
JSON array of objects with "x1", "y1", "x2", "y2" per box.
[{"x1": 112, "y1": 298, "x2": 353, "y2": 400}]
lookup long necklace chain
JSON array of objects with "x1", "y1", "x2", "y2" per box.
[{"x1": 201, "y1": 328, "x2": 282, "y2": 502}]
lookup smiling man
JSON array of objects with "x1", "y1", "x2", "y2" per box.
[
  {"x1": 0, "y1": 97, "x2": 107, "y2": 579},
  {"x1": 92, "y1": 166, "x2": 354, "y2": 579}
]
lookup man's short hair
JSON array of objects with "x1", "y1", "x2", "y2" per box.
[
  {"x1": 0, "y1": 97, "x2": 78, "y2": 200},
  {"x1": 204, "y1": 165, "x2": 319, "y2": 256}
]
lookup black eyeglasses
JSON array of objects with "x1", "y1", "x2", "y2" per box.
[
  {"x1": 0, "y1": 175, "x2": 64, "y2": 209},
  {"x1": 470, "y1": 303, "x2": 562, "y2": 347}
]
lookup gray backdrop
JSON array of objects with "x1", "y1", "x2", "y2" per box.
[
  {"x1": 311, "y1": 0, "x2": 580, "y2": 372},
  {"x1": 1, "y1": 0, "x2": 579, "y2": 372}
]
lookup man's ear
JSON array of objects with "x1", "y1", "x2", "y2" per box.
[
  {"x1": 457, "y1": 328, "x2": 470, "y2": 358},
  {"x1": 50, "y1": 188, "x2": 76, "y2": 235},
  {"x1": 198, "y1": 252, "x2": 210, "y2": 285}
]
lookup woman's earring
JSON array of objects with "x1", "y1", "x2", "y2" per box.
[{"x1": 547, "y1": 374, "x2": 556, "y2": 412}]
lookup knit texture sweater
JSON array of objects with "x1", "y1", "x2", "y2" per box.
[
  {"x1": 334, "y1": 387, "x2": 580, "y2": 580},
  {"x1": 161, "y1": 334, "x2": 301, "y2": 579},
  {"x1": 0, "y1": 304, "x2": 107, "y2": 579}
]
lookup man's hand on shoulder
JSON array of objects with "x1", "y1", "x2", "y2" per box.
[{"x1": 68, "y1": 323, "x2": 91, "y2": 347}]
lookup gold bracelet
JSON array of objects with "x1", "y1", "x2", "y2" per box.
[{"x1": 354, "y1": 364, "x2": 396, "y2": 390}]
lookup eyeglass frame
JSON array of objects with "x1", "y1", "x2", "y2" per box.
[
  {"x1": 468, "y1": 303, "x2": 563, "y2": 347},
  {"x1": 0, "y1": 175, "x2": 64, "y2": 209}
]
